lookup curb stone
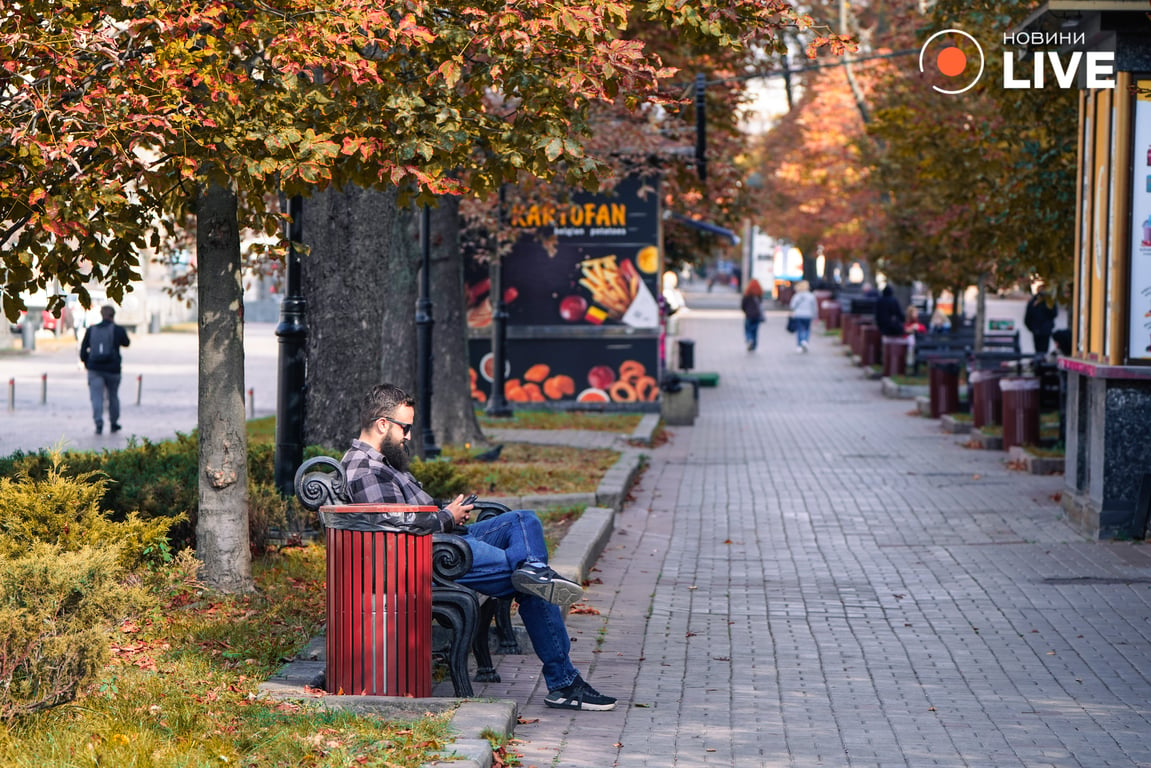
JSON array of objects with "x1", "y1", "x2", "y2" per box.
[
  {"x1": 940, "y1": 414, "x2": 972, "y2": 434},
  {"x1": 596, "y1": 449, "x2": 645, "y2": 509},
  {"x1": 881, "y1": 377, "x2": 928, "y2": 399}
]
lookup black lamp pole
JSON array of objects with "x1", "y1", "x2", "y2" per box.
[
  {"x1": 485, "y1": 256, "x2": 512, "y2": 417},
  {"x1": 485, "y1": 186, "x2": 512, "y2": 417},
  {"x1": 274, "y1": 193, "x2": 307, "y2": 497},
  {"x1": 416, "y1": 205, "x2": 440, "y2": 458}
]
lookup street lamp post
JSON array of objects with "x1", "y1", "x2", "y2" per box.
[
  {"x1": 416, "y1": 205, "x2": 440, "y2": 458},
  {"x1": 273, "y1": 193, "x2": 307, "y2": 497},
  {"x1": 484, "y1": 256, "x2": 512, "y2": 417}
]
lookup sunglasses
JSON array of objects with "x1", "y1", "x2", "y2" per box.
[{"x1": 381, "y1": 415, "x2": 412, "y2": 437}]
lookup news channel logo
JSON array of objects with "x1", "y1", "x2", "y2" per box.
[{"x1": 919, "y1": 29, "x2": 985, "y2": 95}]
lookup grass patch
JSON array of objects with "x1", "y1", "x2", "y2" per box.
[
  {"x1": 891, "y1": 374, "x2": 928, "y2": 387},
  {"x1": 978, "y1": 425, "x2": 1003, "y2": 437},
  {"x1": 538, "y1": 504, "x2": 584, "y2": 555},
  {"x1": 476, "y1": 410, "x2": 642, "y2": 433},
  {"x1": 0, "y1": 546, "x2": 451, "y2": 767},
  {"x1": 440, "y1": 443, "x2": 617, "y2": 496},
  {"x1": 947, "y1": 412, "x2": 973, "y2": 422},
  {"x1": 1023, "y1": 444, "x2": 1065, "y2": 458}
]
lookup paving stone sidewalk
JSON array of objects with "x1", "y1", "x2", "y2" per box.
[{"x1": 474, "y1": 299, "x2": 1151, "y2": 768}]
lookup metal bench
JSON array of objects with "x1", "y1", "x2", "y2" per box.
[{"x1": 293, "y1": 456, "x2": 519, "y2": 697}]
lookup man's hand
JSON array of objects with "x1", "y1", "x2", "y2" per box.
[{"x1": 443, "y1": 494, "x2": 476, "y2": 526}]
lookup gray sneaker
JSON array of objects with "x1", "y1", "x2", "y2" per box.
[{"x1": 511, "y1": 563, "x2": 583, "y2": 607}]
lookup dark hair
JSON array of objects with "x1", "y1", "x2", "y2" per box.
[{"x1": 359, "y1": 383, "x2": 415, "y2": 432}]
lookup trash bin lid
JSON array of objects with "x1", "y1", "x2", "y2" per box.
[
  {"x1": 320, "y1": 503, "x2": 439, "y2": 533},
  {"x1": 999, "y1": 376, "x2": 1039, "y2": 391}
]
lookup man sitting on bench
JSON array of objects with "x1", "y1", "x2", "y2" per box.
[{"x1": 341, "y1": 383, "x2": 617, "y2": 712}]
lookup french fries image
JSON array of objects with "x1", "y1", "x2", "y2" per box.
[{"x1": 578, "y1": 255, "x2": 640, "y2": 320}]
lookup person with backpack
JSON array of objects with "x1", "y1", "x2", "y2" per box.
[{"x1": 80, "y1": 305, "x2": 131, "y2": 434}]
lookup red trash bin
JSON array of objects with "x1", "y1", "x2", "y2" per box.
[
  {"x1": 970, "y1": 370, "x2": 1004, "y2": 429},
  {"x1": 860, "y1": 324, "x2": 881, "y2": 367},
  {"x1": 1000, "y1": 376, "x2": 1040, "y2": 450},
  {"x1": 929, "y1": 360, "x2": 961, "y2": 417},
  {"x1": 822, "y1": 300, "x2": 842, "y2": 330},
  {"x1": 881, "y1": 335, "x2": 909, "y2": 377},
  {"x1": 841, "y1": 314, "x2": 856, "y2": 347},
  {"x1": 323, "y1": 504, "x2": 435, "y2": 697}
]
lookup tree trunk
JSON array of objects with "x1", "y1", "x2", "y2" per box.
[
  {"x1": 428, "y1": 198, "x2": 488, "y2": 448},
  {"x1": 974, "y1": 273, "x2": 987, "y2": 352},
  {"x1": 302, "y1": 185, "x2": 419, "y2": 451},
  {"x1": 195, "y1": 181, "x2": 253, "y2": 594}
]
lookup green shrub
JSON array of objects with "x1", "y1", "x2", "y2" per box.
[
  {"x1": 0, "y1": 456, "x2": 177, "y2": 571},
  {"x1": 410, "y1": 458, "x2": 468, "y2": 501},
  {"x1": 0, "y1": 544, "x2": 152, "y2": 720},
  {"x1": 0, "y1": 460, "x2": 160, "y2": 720}
]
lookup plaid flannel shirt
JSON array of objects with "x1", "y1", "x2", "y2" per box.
[{"x1": 340, "y1": 439, "x2": 453, "y2": 534}]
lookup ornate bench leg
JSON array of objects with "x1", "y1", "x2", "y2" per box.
[
  {"x1": 494, "y1": 597, "x2": 520, "y2": 654},
  {"x1": 432, "y1": 590, "x2": 478, "y2": 698},
  {"x1": 473, "y1": 598, "x2": 501, "y2": 683}
]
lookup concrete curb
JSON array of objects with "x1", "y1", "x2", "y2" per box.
[
  {"x1": 881, "y1": 377, "x2": 929, "y2": 399},
  {"x1": 596, "y1": 449, "x2": 646, "y2": 509},
  {"x1": 629, "y1": 413, "x2": 661, "y2": 447},
  {"x1": 940, "y1": 414, "x2": 972, "y2": 434},
  {"x1": 550, "y1": 506, "x2": 615, "y2": 585}
]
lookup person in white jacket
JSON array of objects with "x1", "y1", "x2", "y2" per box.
[{"x1": 788, "y1": 280, "x2": 819, "y2": 353}]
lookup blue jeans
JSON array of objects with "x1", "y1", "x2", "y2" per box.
[
  {"x1": 87, "y1": 370, "x2": 121, "y2": 428},
  {"x1": 744, "y1": 318, "x2": 761, "y2": 348},
  {"x1": 455, "y1": 510, "x2": 578, "y2": 691},
  {"x1": 795, "y1": 317, "x2": 812, "y2": 346}
]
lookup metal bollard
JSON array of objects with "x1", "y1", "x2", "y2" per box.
[
  {"x1": 136, "y1": 374, "x2": 142, "y2": 406},
  {"x1": 41, "y1": 373, "x2": 47, "y2": 405},
  {"x1": 248, "y1": 388, "x2": 254, "y2": 419},
  {"x1": 7, "y1": 378, "x2": 13, "y2": 411}
]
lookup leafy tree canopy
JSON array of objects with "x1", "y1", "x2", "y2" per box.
[{"x1": 0, "y1": 0, "x2": 852, "y2": 316}]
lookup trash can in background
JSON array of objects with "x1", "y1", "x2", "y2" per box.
[
  {"x1": 677, "y1": 338, "x2": 695, "y2": 372},
  {"x1": 929, "y1": 360, "x2": 961, "y2": 418},
  {"x1": 970, "y1": 370, "x2": 1004, "y2": 429},
  {"x1": 881, "y1": 335, "x2": 909, "y2": 378},
  {"x1": 1000, "y1": 377, "x2": 1040, "y2": 450},
  {"x1": 660, "y1": 373, "x2": 698, "y2": 425},
  {"x1": 823, "y1": 300, "x2": 842, "y2": 330},
  {"x1": 860, "y1": 324, "x2": 882, "y2": 367},
  {"x1": 323, "y1": 504, "x2": 435, "y2": 697}
]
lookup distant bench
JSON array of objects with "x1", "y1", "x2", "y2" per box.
[{"x1": 911, "y1": 328, "x2": 1021, "y2": 376}]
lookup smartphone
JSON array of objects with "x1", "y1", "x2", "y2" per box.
[{"x1": 462, "y1": 493, "x2": 478, "y2": 506}]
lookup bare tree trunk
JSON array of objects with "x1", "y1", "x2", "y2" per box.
[
  {"x1": 195, "y1": 181, "x2": 252, "y2": 594},
  {"x1": 302, "y1": 185, "x2": 419, "y2": 451},
  {"x1": 428, "y1": 198, "x2": 488, "y2": 448},
  {"x1": 974, "y1": 273, "x2": 987, "y2": 352}
]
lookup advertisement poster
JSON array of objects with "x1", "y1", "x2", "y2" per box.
[
  {"x1": 466, "y1": 175, "x2": 662, "y2": 406},
  {"x1": 465, "y1": 176, "x2": 662, "y2": 332},
  {"x1": 1129, "y1": 80, "x2": 1151, "y2": 362},
  {"x1": 468, "y1": 337, "x2": 660, "y2": 407}
]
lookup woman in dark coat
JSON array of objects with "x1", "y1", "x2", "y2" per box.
[{"x1": 875, "y1": 285, "x2": 906, "y2": 337}]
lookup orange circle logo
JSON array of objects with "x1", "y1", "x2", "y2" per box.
[{"x1": 919, "y1": 29, "x2": 984, "y2": 95}]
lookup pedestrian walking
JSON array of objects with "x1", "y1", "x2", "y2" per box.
[
  {"x1": 1024, "y1": 286, "x2": 1058, "y2": 356},
  {"x1": 875, "y1": 285, "x2": 906, "y2": 337},
  {"x1": 788, "y1": 279, "x2": 817, "y2": 353},
  {"x1": 740, "y1": 279, "x2": 764, "y2": 351},
  {"x1": 79, "y1": 305, "x2": 131, "y2": 435}
]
